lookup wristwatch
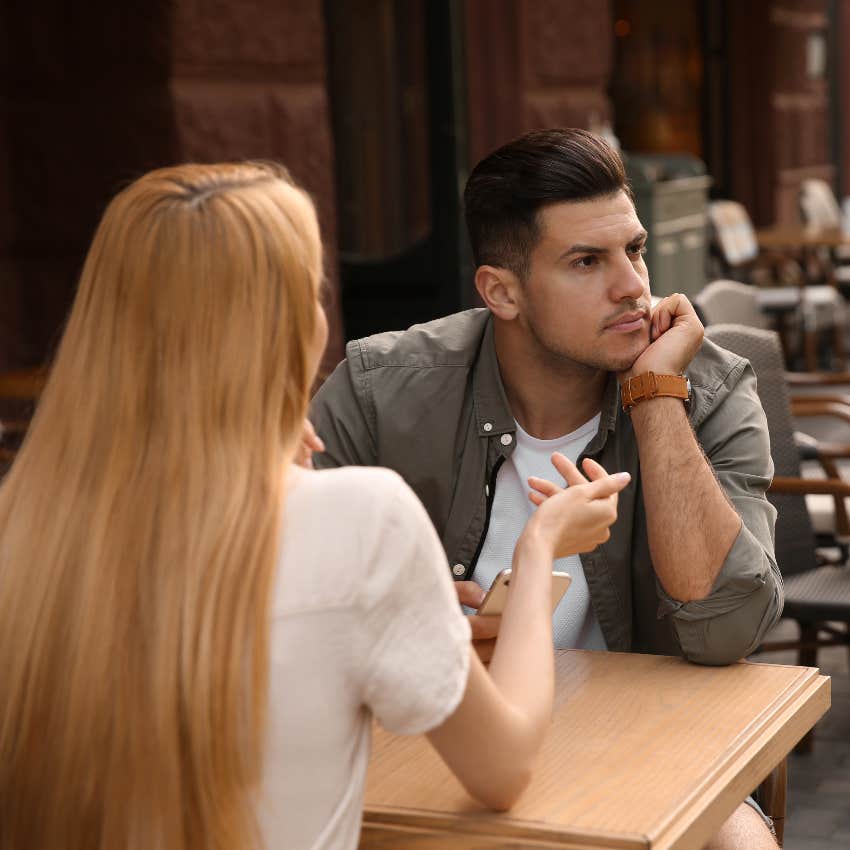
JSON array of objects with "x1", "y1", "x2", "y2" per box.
[{"x1": 620, "y1": 371, "x2": 691, "y2": 411}]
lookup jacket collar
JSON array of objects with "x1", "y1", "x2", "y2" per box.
[
  {"x1": 472, "y1": 317, "x2": 516, "y2": 436},
  {"x1": 583, "y1": 374, "x2": 619, "y2": 456}
]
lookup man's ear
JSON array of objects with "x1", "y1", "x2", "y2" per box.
[{"x1": 475, "y1": 265, "x2": 521, "y2": 320}]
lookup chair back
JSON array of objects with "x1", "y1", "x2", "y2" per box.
[
  {"x1": 695, "y1": 280, "x2": 769, "y2": 330},
  {"x1": 704, "y1": 324, "x2": 818, "y2": 576},
  {"x1": 799, "y1": 178, "x2": 841, "y2": 229},
  {"x1": 0, "y1": 368, "x2": 44, "y2": 478},
  {"x1": 708, "y1": 200, "x2": 759, "y2": 267}
]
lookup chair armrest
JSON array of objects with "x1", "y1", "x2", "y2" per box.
[
  {"x1": 791, "y1": 399, "x2": 850, "y2": 426},
  {"x1": 770, "y1": 475, "x2": 850, "y2": 537},
  {"x1": 770, "y1": 475, "x2": 850, "y2": 496},
  {"x1": 790, "y1": 393, "x2": 850, "y2": 406},
  {"x1": 811, "y1": 442, "x2": 850, "y2": 459},
  {"x1": 0, "y1": 419, "x2": 30, "y2": 437},
  {"x1": 786, "y1": 371, "x2": 850, "y2": 386},
  {"x1": 0, "y1": 367, "x2": 46, "y2": 400}
]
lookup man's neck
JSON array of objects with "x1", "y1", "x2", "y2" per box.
[{"x1": 494, "y1": 321, "x2": 607, "y2": 440}]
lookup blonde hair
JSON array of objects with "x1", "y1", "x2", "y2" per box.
[{"x1": 0, "y1": 162, "x2": 323, "y2": 849}]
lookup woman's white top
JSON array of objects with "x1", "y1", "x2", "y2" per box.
[{"x1": 256, "y1": 466, "x2": 471, "y2": 850}]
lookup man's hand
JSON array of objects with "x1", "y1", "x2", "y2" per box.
[
  {"x1": 455, "y1": 580, "x2": 501, "y2": 664},
  {"x1": 620, "y1": 293, "x2": 704, "y2": 381},
  {"x1": 294, "y1": 419, "x2": 325, "y2": 468}
]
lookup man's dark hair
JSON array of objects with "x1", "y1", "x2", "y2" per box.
[{"x1": 464, "y1": 128, "x2": 630, "y2": 279}]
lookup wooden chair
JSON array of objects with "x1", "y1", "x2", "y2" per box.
[
  {"x1": 707, "y1": 201, "x2": 848, "y2": 370},
  {"x1": 708, "y1": 200, "x2": 799, "y2": 285},
  {"x1": 799, "y1": 178, "x2": 850, "y2": 293},
  {"x1": 0, "y1": 367, "x2": 46, "y2": 475},
  {"x1": 756, "y1": 761, "x2": 788, "y2": 847},
  {"x1": 705, "y1": 324, "x2": 850, "y2": 755}
]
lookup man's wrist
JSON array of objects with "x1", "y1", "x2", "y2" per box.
[
  {"x1": 620, "y1": 372, "x2": 690, "y2": 412},
  {"x1": 627, "y1": 395, "x2": 691, "y2": 426}
]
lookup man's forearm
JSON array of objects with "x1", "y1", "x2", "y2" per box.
[{"x1": 630, "y1": 397, "x2": 742, "y2": 601}]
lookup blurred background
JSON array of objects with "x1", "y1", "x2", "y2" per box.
[
  {"x1": 0, "y1": 0, "x2": 846, "y2": 373},
  {"x1": 2, "y1": 4, "x2": 849, "y2": 846}
]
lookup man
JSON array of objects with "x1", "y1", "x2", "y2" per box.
[{"x1": 310, "y1": 129, "x2": 781, "y2": 847}]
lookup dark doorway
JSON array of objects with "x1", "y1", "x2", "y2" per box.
[
  {"x1": 324, "y1": 0, "x2": 472, "y2": 340},
  {"x1": 609, "y1": 0, "x2": 732, "y2": 198}
]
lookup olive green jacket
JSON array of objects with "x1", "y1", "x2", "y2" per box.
[{"x1": 310, "y1": 309, "x2": 782, "y2": 664}]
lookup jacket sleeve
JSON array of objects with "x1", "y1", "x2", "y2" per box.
[
  {"x1": 309, "y1": 342, "x2": 378, "y2": 469},
  {"x1": 658, "y1": 363, "x2": 784, "y2": 665}
]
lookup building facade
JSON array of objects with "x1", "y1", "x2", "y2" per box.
[{"x1": 1, "y1": 0, "x2": 848, "y2": 372}]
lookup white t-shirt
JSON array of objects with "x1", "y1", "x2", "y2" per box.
[
  {"x1": 472, "y1": 415, "x2": 607, "y2": 650},
  {"x1": 256, "y1": 465, "x2": 471, "y2": 850}
]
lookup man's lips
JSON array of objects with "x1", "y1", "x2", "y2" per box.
[{"x1": 604, "y1": 310, "x2": 649, "y2": 333}]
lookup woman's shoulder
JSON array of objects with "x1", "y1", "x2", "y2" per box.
[
  {"x1": 278, "y1": 466, "x2": 433, "y2": 609},
  {"x1": 291, "y1": 464, "x2": 418, "y2": 517}
]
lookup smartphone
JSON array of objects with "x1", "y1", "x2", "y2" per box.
[{"x1": 477, "y1": 569, "x2": 572, "y2": 616}]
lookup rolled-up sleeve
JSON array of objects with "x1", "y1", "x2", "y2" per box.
[{"x1": 658, "y1": 363, "x2": 783, "y2": 665}]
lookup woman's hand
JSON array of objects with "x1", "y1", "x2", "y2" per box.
[
  {"x1": 294, "y1": 419, "x2": 325, "y2": 468},
  {"x1": 523, "y1": 454, "x2": 630, "y2": 560}
]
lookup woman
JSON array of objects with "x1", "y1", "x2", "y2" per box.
[{"x1": 0, "y1": 162, "x2": 629, "y2": 850}]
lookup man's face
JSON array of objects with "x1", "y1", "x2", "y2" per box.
[{"x1": 515, "y1": 190, "x2": 652, "y2": 373}]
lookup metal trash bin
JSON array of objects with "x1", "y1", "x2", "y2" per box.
[{"x1": 624, "y1": 153, "x2": 713, "y2": 300}]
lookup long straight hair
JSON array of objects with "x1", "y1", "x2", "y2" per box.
[{"x1": 0, "y1": 162, "x2": 323, "y2": 849}]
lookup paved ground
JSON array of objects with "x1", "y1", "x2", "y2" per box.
[{"x1": 750, "y1": 620, "x2": 850, "y2": 849}]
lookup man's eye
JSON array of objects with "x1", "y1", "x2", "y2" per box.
[
  {"x1": 628, "y1": 245, "x2": 647, "y2": 258},
  {"x1": 573, "y1": 255, "x2": 597, "y2": 269}
]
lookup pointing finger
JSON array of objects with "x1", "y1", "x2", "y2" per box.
[
  {"x1": 527, "y1": 475, "x2": 562, "y2": 497},
  {"x1": 302, "y1": 418, "x2": 325, "y2": 453},
  {"x1": 585, "y1": 471, "x2": 631, "y2": 500},
  {"x1": 581, "y1": 457, "x2": 609, "y2": 481},
  {"x1": 551, "y1": 452, "x2": 587, "y2": 487}
]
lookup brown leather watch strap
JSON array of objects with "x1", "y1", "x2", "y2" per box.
[{"x1": 620, "y1": 372, "x2": 690, "y2": 411}]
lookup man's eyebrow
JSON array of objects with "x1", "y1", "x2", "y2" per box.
[{"x1": 558, "y1": 230, "x2": 649, "y2": 261}]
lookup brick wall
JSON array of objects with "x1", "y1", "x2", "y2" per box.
[
  {"x1": 466, "y1": 0, "x2": 613, "y2": 164},
  {"x1": 0, "y1": 1, "x2": 343, "y2": 375}
]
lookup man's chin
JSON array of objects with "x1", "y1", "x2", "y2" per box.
[
  {"x1": 606, "y1": 348, "x2": 648, "y2": 375},
  {"x1": 608, "y1": 337, "x2": 651, "y2": 374}
]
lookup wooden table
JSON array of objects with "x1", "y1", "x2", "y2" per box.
[
  {"x1": 756, "y1": 225, "x2": 850, "y2": 252},
  {"x1": 0, "y1": 366, "x2": 46, "y2": 400},
  {"x1": 753, "y1": 227, "x2": 850, "y2": 367},
  {"x1": 362, "y1": 650, "x2": 830, "y2": 850},
  {"x1": 756, "y1": 224, "x2": 850, "y2": 299}
]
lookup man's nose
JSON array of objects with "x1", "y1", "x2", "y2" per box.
[{"x1": 610, "y1": 256, "x2": 647, "y2": 301}]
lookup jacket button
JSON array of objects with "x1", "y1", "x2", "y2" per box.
[
  {"x1": 452, "y1": 563, "x2": 466, "y2": 577},
  {"x1": 483, "y1": 422, "x2": 493, "y2": 432},
  {"x1": 500, "y1": 433, "x2": 513, "y2": 446}
]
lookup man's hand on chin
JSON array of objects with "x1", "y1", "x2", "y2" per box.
[{"x1": 618, "y1": 293, "x2": 704, "y2": 382}]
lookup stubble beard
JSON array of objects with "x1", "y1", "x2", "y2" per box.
[{"x1": 526, "y1": 314, "x2": 650, "y2": 376}]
